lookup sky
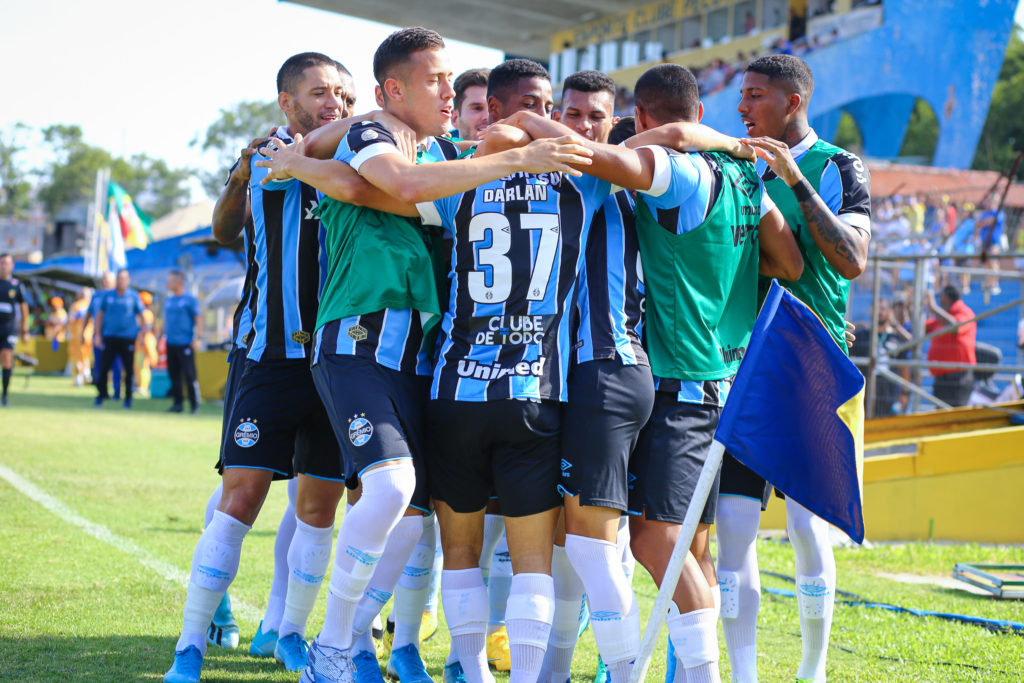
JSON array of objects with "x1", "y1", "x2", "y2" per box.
[
  {"x1": 0, "y1": 0, "x2": 502, "y2": 197},
  {"x1": 2, "y1": 0, "x2": 1022, "y2": 202}
]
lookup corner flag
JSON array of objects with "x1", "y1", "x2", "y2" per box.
[{"x1": 716, "y1": 280, "x2": 866, "y2": 542}]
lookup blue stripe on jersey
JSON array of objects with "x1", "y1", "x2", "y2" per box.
[
  {"x1": 573, "y1": 191, "x2": 646, "y2": 367},
  {"x1": 426, "y1": 171, "x2": 609, "y2": 401},
  {"x1": 653, "y1": 376, "x2": 731, "y2": 406},
  {"x1": 281, "y1": 186, "x2": 303, "y2": 353},
  {"x1": 314, "y1": 310, "x2": 429, "y2": 375},
  {"x1": 249, "y1": 190, "x2": 270, "y2": 357}
]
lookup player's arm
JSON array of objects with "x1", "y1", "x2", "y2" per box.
[
  {"x1": 94, "y1": 310, "x2": 104, "y2": 347},
  {"x1": 757, "y1": 205, "x2": 803, "y2": 280},
  {"x1": 263, "y1": 123, "x2": 593, "y2": 205},
  {"x1": 499, "y1": 111, "x2": 656, "y2": 190},
  {"x1": 193, "y1": 311, "x2": 203, "y2": 351},
  {"x1": 744, "y1": 136, "x2": 869, "y2": 280},
  {"x1": 624, "y1": 122, "x2": 755, "y2": 162},
  {"x1": 212, "y1": 131, "x2": 276, "y2": 244},
  {"x1": 300, "y1": 111, "x2": 403, "y2": 159}
]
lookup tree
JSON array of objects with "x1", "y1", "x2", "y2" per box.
[
  {"x1": 0, "y1": 123, "x2": 33, "y2": 218},
  {"x1": 36, "y1": 124, "x2": 192, "y2": 220},
  {"x1": 194, "y1": 100, "x2": 281, "y2": 197},
  {"x1": 972, "y1": 25, "x2": 1024, "y2": 180}
]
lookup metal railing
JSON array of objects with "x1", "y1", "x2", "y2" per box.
[{"x1": 849, "y1": 252, "x2": 1024, "y2": 417}]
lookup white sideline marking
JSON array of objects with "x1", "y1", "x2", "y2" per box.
[{"x1": 0, "y1": 463, "x2": 262, "y2": 622}]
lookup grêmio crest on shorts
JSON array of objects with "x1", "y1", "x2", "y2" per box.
[{"x1": 418, "y1": 170, "x2": 610, "y2": 402}]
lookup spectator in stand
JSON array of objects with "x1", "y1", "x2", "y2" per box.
[
  {"x1": 925, "y1": 284, "x2": 976, "y2": 407},
  {"x1": 163, "y1": 270, "x2": 202, "y2": 414},
  {"x1": 975, "y1": 197, "x2": 1007, "y2": 295}
]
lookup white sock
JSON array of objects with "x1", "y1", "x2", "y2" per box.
[
  {"x1": 203, "y1": 483, "x2": 222, "y2": 528},
  {"x1": 353, "y1": 628, "x2": 375, "y2": 655},
  {"x1": 716, "y1": 496, "x2": 762, "y2": 683},
  {"x1": 176, "y1": 510, "x2": 250, "y2": 653},
  {"x1": 393, "y1": 514, "x2": 437, "y2": 650},
  {"x1": 442, "y1": 568, "x2": 493, "y2": 683},
  {"x1": 279, "y1": 517, "x2": 333, "y2": 638},
  {"x1": 541, "y1": 545, "x2": 584, "y2": 683},
  {"x1": 565, "y1": 534, "x2": 640, "y2": 682},
  {"x1": 506, "y1": 573, "x2": 555, "y2": 683},
  {"x1": 480, "y1": 515, "x2": 504, "y2": 580},
  {"x1": 264, "y1": 477, "x2": 298, "y2": 633},
  {"x1": 353, "y1": 515, "x2": 422, "y2": 638},
  {"x1": 667, "y1": 605, "x2": 720, "y2": 683},
  {"x1": 488, "y1": 534, "x2": 512, "y2": 633},
  {"x1": 617, "y1": 516, "x2": 636, "y2": 581},
  {"x1": 787, "y1": 499, "x2": 835, "y2": 682},
  {"x1": 426, "y1": 520, "x2": 443, "y2": 617},
  {"x1": 319, "y1": 463, "x2": 415, "y2": 651}
]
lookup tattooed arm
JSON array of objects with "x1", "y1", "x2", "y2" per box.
[{"x1": 744, "y1": 136, "x2": 870, "y2": 280}]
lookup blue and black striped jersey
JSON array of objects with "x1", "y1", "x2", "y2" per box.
[
  {"x1": 312, "y1": 123, "x2": 461, "y2": 376},
  {"x1": 418, "y1": 170, "x2": 610, "y2": 401},
  {"x1": 572, "y1": 190, "x2": 646, "y2": 367},
  {"x1": 241, "y1": 128, "x2": 326, "y2": 362}
]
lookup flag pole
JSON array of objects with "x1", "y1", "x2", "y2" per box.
[{"x1": 628, "y1": 439, "x2": 727, "y2": 683}]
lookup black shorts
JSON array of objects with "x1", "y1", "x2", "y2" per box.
[
  {"x1": 312, "y1": 353, "x2": 430, "y2": 513},
  {"x1": 426, "y1": 399, "x2": 562, "y2": 518},
  {"x1": 719, "y1": 452, "x2": 772, "y2": 510},
  {"x1": 217, "y1": 348, "x2": 247, "y2": 466},
  {"x1": 221, "y1": 357, "x2": 344, "y2": 481},
  {"x1": 560, "y1": 359, "x2": 654, "y2": 511},
  {"x1": 0, "y1": 324, "x2": 16, "y2": 351},
  {"x1": 629, "y1": 392, "x2": 722, "y2": 525}
]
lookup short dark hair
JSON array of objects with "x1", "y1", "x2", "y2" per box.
[
  {"x1": 373, "y1": 27, "x2": 445, "y2": 86},
  {"x1": 335, "y1": 61, "x2": 352, "y2": 78},
  {"x1": 562, "y1": 70, "x2": 616, "y2": 98},
  {"x1": 941, "y1": 284, "x2": 961, "y2": 303},
  {"x1": 608, "y1": 116, "x2": 636, "y2": 146},
  {"x1": 487, "y1": 58, "x2": 550, "y2": 101},
  {"x1": 744, "y1": 54, "x2": 814, "y2": 98},
  {"x1": 634, "y1": 64, "x2": 700, "y2": 123},
  {"x1": 277, "y1": 52, "x2": 339, "y2": 94},
  {"x1": 0, "y1": 253, "x2": 11, "y2": 260},
  {"x1": 117, "y1": 268, "x2": 130, "y2": 276},
  {"x1": 169, "y1": 270, "x2": 184, "y2": 280},
  {"x1": 454, "y1": 68, "x2": 490, "y2": 111}
]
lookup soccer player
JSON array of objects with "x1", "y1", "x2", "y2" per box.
[
  {"x1": 717, "y1": 53, "x2": 870, "y2": 683},
  {"x1": 163, "y1": 270, "x2": 202, "y2": 414},
  {"x1": 0, "y1": 253, "x2": 29, "y2": 406},
  {"x1": 253, "y1": 32, "x2": 591, "y2": 683},
  {"x1": 452, "y1": 68, "x2": 490, "y2": 141},
  {"x1": 542, "y1": 70, "x2": 646, "y2": 683},
  {"x1": 93, "y1": 269, "x2": 144, "y2": 408},
  {"x1": 66, "y1": 288, "x2": 92, "y2": 386},
  {"x1": 163, "y1": 52, "x2": 355, "y2": 683}
]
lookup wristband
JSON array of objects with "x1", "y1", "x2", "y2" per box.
[{"x1": 791, "y1": 177, "x2": 814, "y2": 201}]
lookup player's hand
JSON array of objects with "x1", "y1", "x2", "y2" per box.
[
  {"x1": 733, "y1": 139, "x2": 756, "y2": 163},
  {"x1": 480, "y1": 124, "x2": 531, "y2": 152},
  {"x1": 844, "y1": 320, "x2": 856, "y2": 350},
  {"x1": 515, "y1": 135, "x2": 593, "y2": 177},
  {"x1": 94, "y1": 334, "x2": 103, "y2": 349},
  {"x1": 232, "y1": 128, "x2": 277, "y2": 185},
  {"x1": 254, "y1": 134, "x2": 305, "y2": 184},
  {"x1": 191, "y1": 339, "x2": 202, "y2": 353},
  {"x1": 369, "y1": 111, "x2": 418, "y2": 157},
  {"x1": 394, "y1": 127, "x2": 417, "y2": 163},
  {"x1": 742, "y1": 137, "x2": 803, "y2": 186}
]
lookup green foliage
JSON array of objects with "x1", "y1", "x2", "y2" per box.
[
  {"x1": 194, "y1": 99, "x2": 281, "y2": 197},
  {"x1": 833, "y1": 111, "x2": 863, "y2": 154},
  {"x1": 0, "y1": 123, "x2": 33, "y2": 219},
  {"x1": 972, "y1": 25, "x2": 1024, "y2": 179},
  {"x1": 35, "y1": 125, "x2": 192, "y2": 220},
  {"x1": 900, "y1": 99, "x2": 939, "y2": 161}
]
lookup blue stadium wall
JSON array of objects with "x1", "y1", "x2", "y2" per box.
[{"x1": 698, "y1": 0, "x2": 1019, "y2": 169}]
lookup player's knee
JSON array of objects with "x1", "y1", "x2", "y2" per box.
[
  {"x1": 360, "y1": 461, "x2": 416, "y2": 518},
  {"x1": 629, "y1": 524, "x2": 666, "y2": 574}
]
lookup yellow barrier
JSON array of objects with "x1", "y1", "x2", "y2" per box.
[
  {"x1": 760, "y1": 425, "x2": 1024, "y2": 543},
  {"x1": 195, "y1": 350, "x2": 230, "y2": 402},
  {"x1": 14, "y1": 337, "x2": 68, "y2": 374}
]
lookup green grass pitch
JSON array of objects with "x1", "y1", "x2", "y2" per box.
[{"x1": 0, "y1": 375, "x2": 1021, "y2": 681}]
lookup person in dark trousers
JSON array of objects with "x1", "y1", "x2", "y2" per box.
[
  {"x1": 94, "y1": 269, "x2": 144, "y2": 408},
  {"x1": 163, "y1": 270, "x2": 202, "y2": 413}
]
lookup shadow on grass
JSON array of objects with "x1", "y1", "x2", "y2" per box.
[{"x1": 0, "y1": 634, "x2": 300, "y2": 682}]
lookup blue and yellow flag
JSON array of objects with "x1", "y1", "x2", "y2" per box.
[{"x1": 715, "y1": 280, "x2": 866, "y2": 542}]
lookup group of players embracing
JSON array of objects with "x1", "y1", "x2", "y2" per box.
[{"x1": 165, "y1": 23, "x2": 871, "y2": 683}]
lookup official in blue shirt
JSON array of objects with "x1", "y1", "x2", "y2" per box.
[
  {"x1": 87, "y1": 271, "x2": 123, "y2": 399},
  {"x1": 94, "y1": 269, "x2": 144, "y2": 408},
  {"x1": 164, "y1": 270, "x2": 202, "y2": 414}
]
